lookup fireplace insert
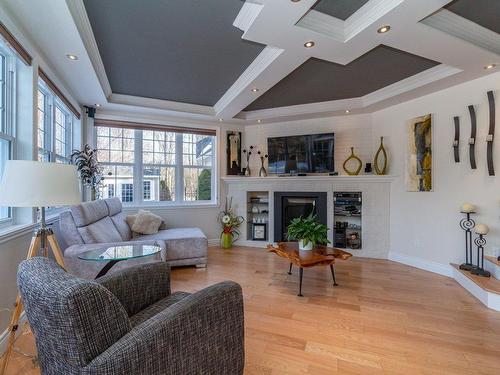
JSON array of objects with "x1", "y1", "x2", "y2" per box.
[{"x1": 274, "y1": 192, "x2": 327, "y2": 242}]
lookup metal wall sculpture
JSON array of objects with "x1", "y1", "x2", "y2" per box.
[
  {"x1": 486, "y1": 91, "x2": 495, "y2": 176},
  {"x1": 467, "y1": 105, "x2": 477, "y2": 169},
  {"x1": 406, "y1": 114, "x2": 432, "y2": 192},
  {"x1": 453, "y1": 116, "x2": 460, "y2": 163}
]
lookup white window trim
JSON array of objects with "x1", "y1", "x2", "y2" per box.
[
  {"x1": 95, "y1": 127, "x2": 218, "y2": 207},
  {"x1": 0, "y1": 42, "x2": 16, "y2": 228}
]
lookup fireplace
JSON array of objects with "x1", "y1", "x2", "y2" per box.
[{"x1": 274, "y1": 192, "x2": 327, "y2": 242}]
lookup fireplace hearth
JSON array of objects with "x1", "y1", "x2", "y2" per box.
[{"x1": 274, "y1": 192, "x2": 327, "y2": 242}]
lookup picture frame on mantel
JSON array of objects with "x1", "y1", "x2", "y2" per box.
[
  {"x1": 226, "y1": 131, "x2": 242, "y2": 175},
  {"x1": 406, "y1": 114, "x2": 433, "y2": 192}
]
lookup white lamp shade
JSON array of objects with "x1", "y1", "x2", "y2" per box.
[{"x1": 0, "y1": 160, "x2": 81, "y2": 207}]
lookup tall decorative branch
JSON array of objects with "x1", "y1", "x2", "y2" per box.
[{"x1": 71, "y1": 144, "x2": 110, "y2": 200}]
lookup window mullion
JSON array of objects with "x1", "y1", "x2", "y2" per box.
[
  {"x1": 134, "y1": 129, "x2": 143, "y2": 203},
  {"x1": 175, "y1": 133, "x2": 183, "y2": 203}
]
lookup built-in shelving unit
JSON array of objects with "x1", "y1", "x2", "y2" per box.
[
  {"x1": 247, "y1": 192, "x2": 269, "y2": 241},
  {"x1": 334, "y1": 192, "x2": 362, "y2": 249}
]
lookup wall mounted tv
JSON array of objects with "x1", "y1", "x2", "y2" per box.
[{"x1": 267, "y1": 133, "x2": 335, "y2": 174}]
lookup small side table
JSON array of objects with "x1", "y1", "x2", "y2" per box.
[
  {"x1": 267, "y1": 242, "x2": 352, "y2": 297},
  {"x1": 78, "y1": 244, "x2": 162, "y2": 279}
]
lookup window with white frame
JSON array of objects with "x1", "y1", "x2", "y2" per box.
[
  {"x1": 0, "y1": 43, "x2": 15, "y2": 224},
  {"x1": 96, "y1": 125, "x2": 216, "y2": 205},
  {"x1": 37, "y1": 79, "x2": 74, "y2": 164}
]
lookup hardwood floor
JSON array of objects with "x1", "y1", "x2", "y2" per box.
[{"x1": 4, "y1": 246, "x2": 500, "y2": 374}]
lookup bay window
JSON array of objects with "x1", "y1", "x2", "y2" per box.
[{"x1": 95, "y1": 123, "x2": 216, "y2": 205}]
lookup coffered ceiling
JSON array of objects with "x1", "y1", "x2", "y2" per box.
[{"x1": 3, "y1": 0, "x2": 499, "y2": 125}]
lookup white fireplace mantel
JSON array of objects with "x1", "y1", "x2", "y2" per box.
[{"x1": 223, "y1": 175, "x2": 393, "y2": 259}]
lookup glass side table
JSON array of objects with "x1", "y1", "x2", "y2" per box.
[{"x1": 78, "y1": 244, "x2": 162, "y2": 279}]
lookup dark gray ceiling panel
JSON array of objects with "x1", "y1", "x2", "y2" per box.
[
  {"x1": 83, "y1": 0, "x2": 264, "y2": 106},
  {"x1": 445, "y1": 0, "x2": 500, "y2": 35},
  {"x1": 244, "y1": 45, "x2": 439, "y2": 111},
  {"x1": 312, "y1": 0, "x2": 370, "y2": 20}
]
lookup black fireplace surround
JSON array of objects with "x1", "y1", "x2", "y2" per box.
[{"x1": 274, "y1": 192, "x2": 328, "y2": 242}]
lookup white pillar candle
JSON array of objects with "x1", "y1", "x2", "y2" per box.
[
  {"x1": 475, "y1": 224, "x2": 489, "y2": 235},
  {"x1": 460, "y1": 203, "x2": 476, "y2": 213}
]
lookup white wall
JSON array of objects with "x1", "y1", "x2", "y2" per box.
[
  {"x1": 372, "y1": 71, "x2": 500, "y2": 271},
  {"x1": 243, "y1": 115, "x2": 374, "y2": 174}
]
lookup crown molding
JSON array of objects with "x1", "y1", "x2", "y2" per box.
[
  {"x1": 296, "y1": 10, "x2": 344, "y2": 42},
  {"x1": 66, "y1": 0, "x2": 112, "y2": 98},
  {"x1": 362, "y1": 64, "x2": 462, "y2": 106},
  {"x1": 421, "y1": 9, "x2": 500, "y2": 56},
  {"x1": 108, "y1": 93, "x2": 214, "y2": 116},
  {"x1": 214, "y1": 46, "x2": 284, "y2": 117},
  {"x1": 240, "y1": 64, "x2": 461, "y2": 121},
  {"x1": 233, "y1": 1, "x2": 263, "y2": 33},
  {"x1": 344, "y1": 0, "x2": 404, "y2": 41}
]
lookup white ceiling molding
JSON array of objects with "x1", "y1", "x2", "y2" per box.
[
  {"x1": 239, "y1": 64, "x2": 461, "y2": 121},
  {"x1": 362, "y1": 64, "x2": 462, "y2": 106},
  {"x1": 109, "y1": 93, "x2": 214, "y2": 116},
  {"x1": 296, "y1": 10, "x2": 344, "y2": 42},
  {"x1": 421, "y1": 9, "x2": 500, "y2": 57},
  {"x1": 214, "y1": 46, "x2": 286, "y2": 118},
  {"x1": 66, "y1": 0, "x2": 112, "y2": 98},
  {"x1": 233, "y1": 1, "x2": 264, "y2": 33},
  {"x1": 344, "y1": 0, "x2": 404, "y2": 41}
]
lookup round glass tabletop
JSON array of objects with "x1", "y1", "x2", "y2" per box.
[{"x1": 78, "y1": 244, "x2": 161, "y2": 262}]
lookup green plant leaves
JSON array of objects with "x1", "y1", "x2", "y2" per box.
[{"x1": 286, "y1": 213, "x2": 330, "y2": 247}]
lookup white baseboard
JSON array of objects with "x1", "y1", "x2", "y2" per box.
[
  {"x1": 0, "y1": 312, "x2": 26, "y2": 356},
  {"x1": 207, "y1": 238, "x2": 220, "y2": 247},
  {"x1": 388, "y1": 251, "x2": 453, "y2": 277}
]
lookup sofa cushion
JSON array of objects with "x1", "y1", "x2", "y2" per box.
[
  {"x1": 59, "y1": 211, "x2": 84, "y2": 246},
  {"x1": 136, "y1": 228, "x2": 207, "y2": 261},
  {"x1": 111, "y1": 212, "x2": 132, "y2": 241},
  {"x1": 71, "y1": 199, "x2": 109, "y2": 227},
  {"x1": 78, "y1": 216, "x2": 123, "y2": 244},
  {"x1": 132, "y1": 210, "x2": 163, "y2": 235},
  {"x1": 129, "y1": 292, "x2": 190, "y2": 327},
  {"x1": 105, "y1": 197, "x2": 122, "y2": 216}
]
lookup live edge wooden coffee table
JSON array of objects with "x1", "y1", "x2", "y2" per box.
[{"x1": 267, "y1": 242, "x2": 352, "y2": 297}]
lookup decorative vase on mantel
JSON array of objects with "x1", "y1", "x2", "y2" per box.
[
  {"x1": 243, "y1": 146, "x2": 254, "y2": 177},
  {"x1": 258, "y1": 151, "x2": 268, "y2": 177}
]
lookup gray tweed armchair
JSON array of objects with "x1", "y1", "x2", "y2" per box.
[{"x1": 17, "y1": 257, "x2": 245, "y2": 375}]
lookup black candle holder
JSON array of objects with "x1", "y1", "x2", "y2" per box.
[
  {"x1": 471, "y1": 234, "x2": 491, "y2": 277},
  {"x1": 459, "y1": 212, "x2": 475, "y2": 271}
]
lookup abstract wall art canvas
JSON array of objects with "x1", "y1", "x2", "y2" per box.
[{"x1": 406, "y1": 114, "x2": 432, "y2": 192}]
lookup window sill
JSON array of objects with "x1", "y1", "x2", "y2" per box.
[{"x1": 0, "y1": 215, "x2": 59, "y2": 244}]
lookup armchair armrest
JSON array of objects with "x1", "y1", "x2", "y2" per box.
[
  {"x1": 97, "y1": 262, "x2": 170, "y2": 316},
  {"x1": 86, "y1": 281, "x2": 244, "y2": 375}
]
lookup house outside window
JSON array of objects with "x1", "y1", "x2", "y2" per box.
[{"x1": 96, "y1": 124, "x2": 216, "y2": 205}]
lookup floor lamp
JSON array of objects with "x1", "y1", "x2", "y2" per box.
[{"x1": 0, "y1": 161, "x2": 81, "y2": 375}]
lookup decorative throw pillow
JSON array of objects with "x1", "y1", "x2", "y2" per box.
[
  {"x1": 126, "y1": 213, "x2": 138, "y2": 229},
  {"x1": 131, "y1": 210, "x2": 163, "y2": 235}
]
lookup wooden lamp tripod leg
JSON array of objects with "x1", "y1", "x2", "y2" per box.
[{"x1": 0, "y1": 228, "x2": 65, "y2": 375}]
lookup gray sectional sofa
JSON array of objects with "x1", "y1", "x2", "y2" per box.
[{"x1": 59, "y1": 197, "x2": 208, "y2": 279}]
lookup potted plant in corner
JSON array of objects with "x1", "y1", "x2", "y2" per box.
[
  {"x1": 71, "y1": 144, "x2": 110, "y2": 200},
  {"x1": 287, "y1": 214, "x2": 330, "y2": 250},
  {"x1": 218, "y1": 197, "x2": 245, "y2": 249}
]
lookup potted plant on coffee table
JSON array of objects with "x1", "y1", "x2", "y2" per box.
[{"x1": 287, "y1": 214, "x2": 330, "y2": 250}]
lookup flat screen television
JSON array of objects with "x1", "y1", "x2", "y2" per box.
[{"x1": 267, "y1": 133, "x2": 335, "y2": 174}]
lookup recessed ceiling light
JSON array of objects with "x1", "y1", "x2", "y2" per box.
[
  {"x1": 291, "y1": 0, "x2": 301, "y2": 2},
  {"x1": 95, "y1": 103, "x2": 101, "y2": 107},
  {"x1": 251, "y1": 88, "x2": 259, "y2": 93},
  {"x1": 484, "y1": 64, "x2": 496, "y2": 70},
  {"x1": 377, "y1": 25, "x2": 391, "y2": 34},
  {"x1": 345, "y1": 110, "x2": 351, "y2": 114},
  {"x1": 304, "y1": 41, "x2": 315, "y2": 48},
  {"x1": 218, "y1": 118, "x2": 223, "y2": 122},
  {"x1": 66, "y1": 54, "x2": 78, "y2": 60},
  {"x1": 257, "y1": 119, "x2": 262, "y2": 123}
]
